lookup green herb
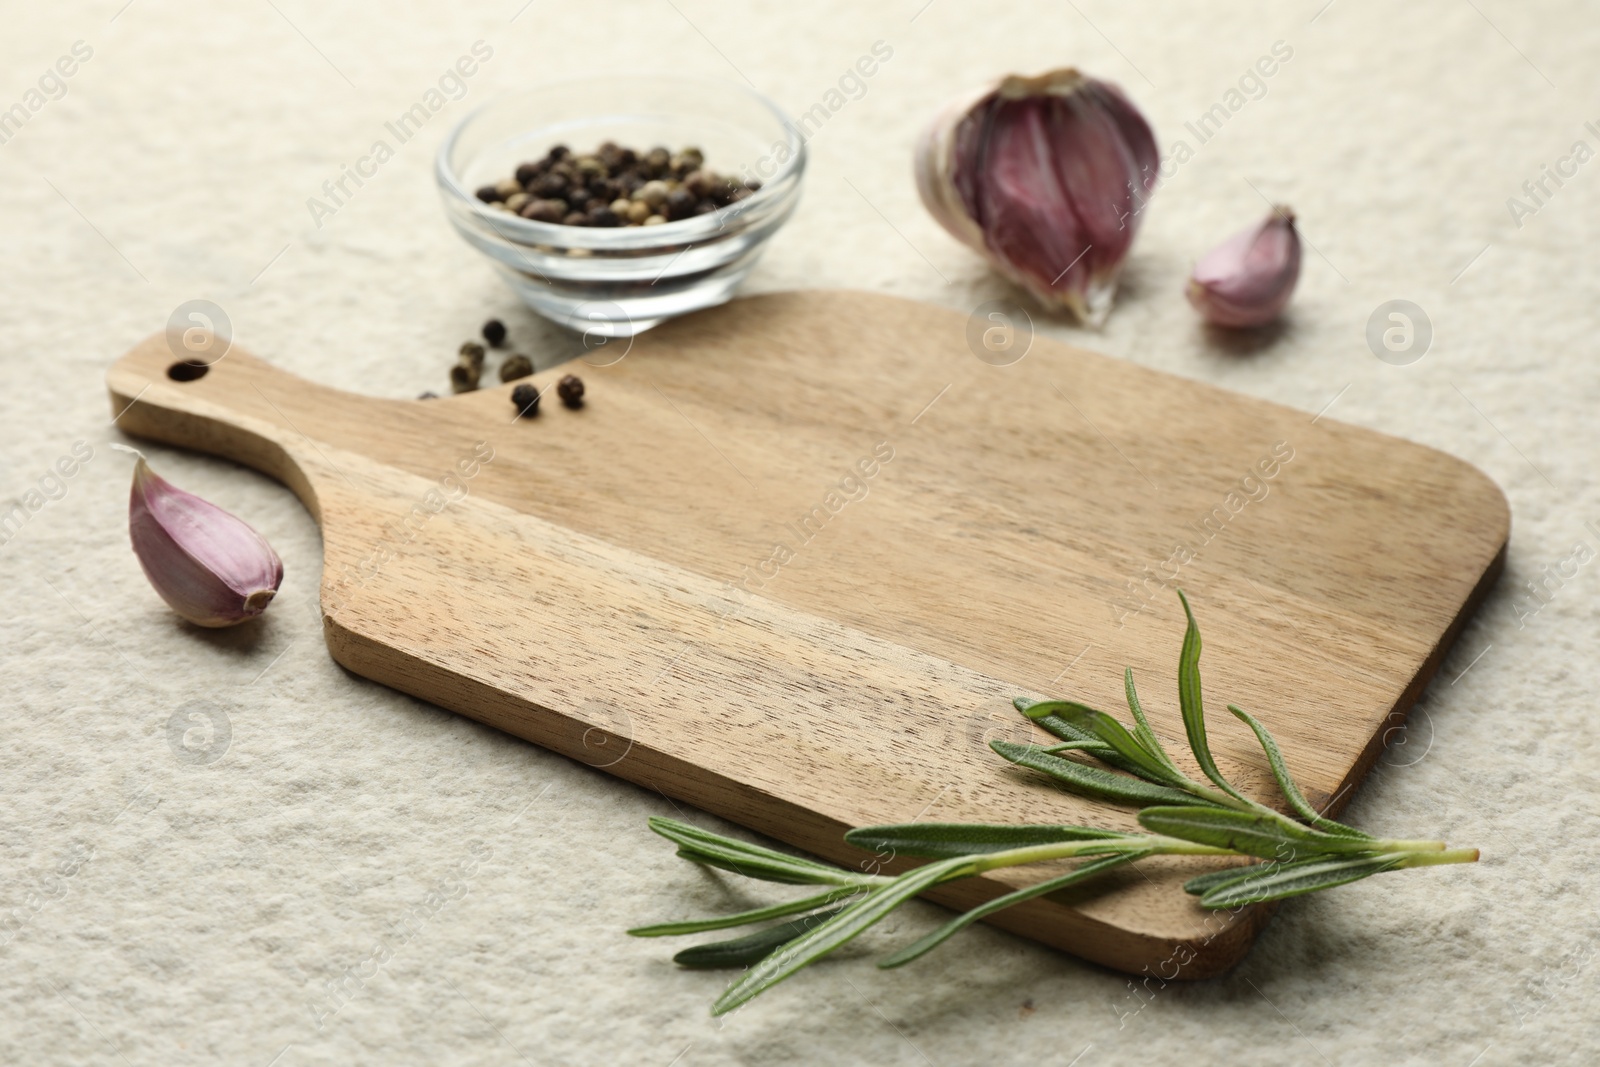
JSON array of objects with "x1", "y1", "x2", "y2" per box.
[{"x1": 631, "y1": 590, "x2": 1478, "y2": 1015}]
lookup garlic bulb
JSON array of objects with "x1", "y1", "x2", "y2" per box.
[
  {"x1": 915, "y1": 68, "x2": 1159, "y2": 326},
  {"x1": 1186, "y1": 207, "x2": 1302, "y2": 328},
  {"x1": 122, "y1": 448, "x2": 284, "y2": 627}
]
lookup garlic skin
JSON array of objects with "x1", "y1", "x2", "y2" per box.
[
  {"x1": 915, "y1": 68, "x2": 1159, "y2": 326},
  {"x1": 124, "y1": 451, "x2": 283, "y2": 627},
  {"x1": 1186, "y1": 208, "x2": 1302, "y2": 328}
]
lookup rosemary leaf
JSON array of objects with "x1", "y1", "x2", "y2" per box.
[
  {"x1": 1138, "y1": 805, "x2": 1378, "y2": 861},
  {"x1": 1124, "y1": 667, "x2": 1188, "y2": 782},
  {"x1": 650, "y1": 818, "x2": 866, "y2": 887},
  {"x1": 1016, "y1": 700, "x2": 1157, "y2": 779},
  {"x1": 844, "y1": 822, "x2": 1126, "y2": 859},
  {"x1": 1226, "y1": 704, "x2": 1371, "y2": 839},
  {"x1": 711, "y1": 856, "x2": 972, "y2": 1015},
  {"x1": 1175, "y1": 590, "x2": 1253, "y2": 807},
  {"x1": 672, "y1": 907, "x2": 850, "y2": 970},
  {"x1": 877, "y1": 851, "x2": 1148, "y2": 968},
  {"x1": 1181, "y1": 862, "x2": 1272, "y2": 896},
  {"x1": 628, "y1": 886, "x2": 866, "y2": 937},
  {"x1": 990, "y1": 739, "x2": 1205, "y2": 808},
  {"x1": 1199, "y1": 854, "x2": 1407, "y2": 908},
  {"x1": 1046, "y1": 703, "x2": 1188, "y2": 787}
]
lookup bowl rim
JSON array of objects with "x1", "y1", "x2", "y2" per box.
[{"x1": 435, "y1": 74, "x2": 806, "y2": 251}]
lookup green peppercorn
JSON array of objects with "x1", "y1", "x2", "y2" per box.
[
  {"x1": 500, "y1": 354, "x2": 533, "y2": 381},
  {"x1": 511, "y1": 382, "x2": 540, "y2": 417},
  {"x1": 557, "y1": 374, "x2": 585, "y2": 409},
  {"x1": 482, "y1": 319, "x2": 507, "y2": 347},
  {"x1": 450, "y1": 363, "x2": 479, "y2": 393}
]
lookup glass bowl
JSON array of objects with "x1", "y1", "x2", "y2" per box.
[{"x1": 436, "y1": 75, "x2": 805, "y2": 337}]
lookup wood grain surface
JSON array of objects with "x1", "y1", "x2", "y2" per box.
[{"x1": 105, "y1": 290, "x2": 1509, "y2": 979}]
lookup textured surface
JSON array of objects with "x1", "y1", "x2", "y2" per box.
[{"x1": 1, "y1": 2, "x2": 1596, "y2": 1065}]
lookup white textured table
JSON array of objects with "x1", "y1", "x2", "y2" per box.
[{"x1": 2, "y1": 2, "x2": 1595, "y2": 1064}]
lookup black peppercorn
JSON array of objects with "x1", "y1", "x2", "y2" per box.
[
  {"x1": 514, "y1": 162, "x2": 542, "y2": 186},
  {"x1": 418, "y1": 391, "x2": 438, "y2": 400},
  {"x1": 556, "y1": 374, "x2": 585, "y2": 409},
  {"x1": 665, "y1": 188, "x2": 697, "y2": 220},
  {"x1": 546, "y1": 144, "x2": 570, "y2": 161},
  {"x1": 562, "y1": 212, "x2": 590, "y2": 226},
  {"x1": 500, "y1": 354, "x2": 533, "y2": 381},
  {"x1": 474, "y1": 185, "x2": 501, "y2": 203},
  {"x1": 482, "y1": 319, "x2": 507, "y2": 347},
  {"x1": 534, "y1": 172, "x2": 568, "y2": 197},
  {"x1": 511, "y1": 382, "x2": 540, "y2": 417},
  {"x1": 587, "y1": 205, "x2": 620, "y2": 227}
]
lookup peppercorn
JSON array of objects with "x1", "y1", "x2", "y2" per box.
[
  {"x1": 450, "y1": 363, "x2": 479, "y2": 393},
  {"x1": 534, "y1": 172, "x2": 568, "y2": 197},
  {"x1": 557, "y1": 374, "x2": 585, "y2": 409},
  {"x1": 588, "y1": 205, "x2": 620, "y2": 227},
  {"x1": 626, "y1": 199, "x2": 652, "y2": 224},
  {"x1": 475, "y1": 185, "x2": 501, "y2": 203},
  {"x1": 459, "y1": 341, "x2": 486, "y2": 371},
  {"x1": 500, "y1": 354, "x2": 533, "y2": 381},
  {"x1": 562, "y1": 212, "x2": 590, "y2": 226},
  {"x1": 515, "y1": 162, "x2": 542, "y2": 186},
  {"x1": 664, "y1": 188, "x2": 697, "y2": 220},
  {"x1": 546, "y1": 144, "x2": 571, "y2": 162},
  {"x1": 493, "y1": 178, "x2": 521, "y2": 198},
  {"x1": 418, "y1": 391, "x2": 438, "y2": 400},
  {"x1": 511, "y1": 382, "x2": 540, "y2": 417},
  {"x1": 637, "y1": 180, "x2": 670, "y2": 208},
  {"x1": 505, "y1": 192, "x2": 531, "y2": 212},
  {"x1": 482, "y1": 319, "x2": 507, "y2": 347},
  {"x1": 520, "y1": 199, "x2": 564, "y2": 223}
]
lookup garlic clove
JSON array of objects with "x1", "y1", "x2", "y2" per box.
[
  {"x1": 915, "y1": 68, "x2": 1158, "y2": 326},
  {"x1": 122, "y1": 448, "x2": 284, "y2": 627},
  {"x1": 1186, "y1": 207, "x2": 1302, "y2": 328}
]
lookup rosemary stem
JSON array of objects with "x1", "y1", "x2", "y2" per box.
[
  {"x1": 1373, "y1": 838, "x2": 1448, "y2": 853},
  {"x1": 1395, "y1": 847, "x2": 1479, "y2": 868}
]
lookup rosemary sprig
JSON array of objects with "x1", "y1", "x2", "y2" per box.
[{"x1": 631, "y1": 590, "x2": 1478, "y2": 1015}]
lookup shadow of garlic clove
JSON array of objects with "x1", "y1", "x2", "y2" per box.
[
  {"x1": 914, "y1": 68, "x2": 1159, "y2": 327},
  {"x1": 119, "y1": 446, "x2": 283, "y2": 627},
  {"x1": 1186, "y1": 207, "x2": 1302, "y2": 328}
]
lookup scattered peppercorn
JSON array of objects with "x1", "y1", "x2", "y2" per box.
[
  {"x1": 482, "y1": 319, "x2": 507, "y2": 347},
  {"x1": 500, "y1": 354, "x2": 533, "y2": 382},
  {"x1": 472, "y1": 143, "x2": 759, "y2": 227},
  {"x1": 450, "y1": 363, "x2": 479, "y2": 393},
  {"x1": 511, "y1": 382, "x2": 540, "y2": 417},
  {"x1": 557, "y1": 374, "x2": 585, "y2": 409},
  {"x1": 458, "y1": 341, "x2": 486, "y2": 371},
  {"x1": 418, "y1": 391, "x2": 438, "y2": 400}
]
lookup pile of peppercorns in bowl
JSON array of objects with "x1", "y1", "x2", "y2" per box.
[
  {"x1": 435, "y1": 75, "x2": 805, "y2": 336},
  {"x1": 475, "y1": 143, "x2": 760, "y2": 229},
  {"x1": 422, "y1": 317, "x2": 585, "y2": 419}
]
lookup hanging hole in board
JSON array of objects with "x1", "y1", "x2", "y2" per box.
[{"x1": 167, "y1": 361, "x2": 210, "y2": 382}]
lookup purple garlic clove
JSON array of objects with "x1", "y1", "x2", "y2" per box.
[
  {"x1": 123, "y1": 448, "x2": 284, "y2": 627},
  {"x1": 1186, "y1": 207, "x2": 1302, "y2": 328}
]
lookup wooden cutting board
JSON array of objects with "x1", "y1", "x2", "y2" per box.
[{"x1": 106, "y1": 290, "x2": 1507, "y2": 979}]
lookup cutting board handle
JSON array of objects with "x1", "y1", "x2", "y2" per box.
[{"x1": 106, "y1": 332, "x2": 399, "y2": 523}]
